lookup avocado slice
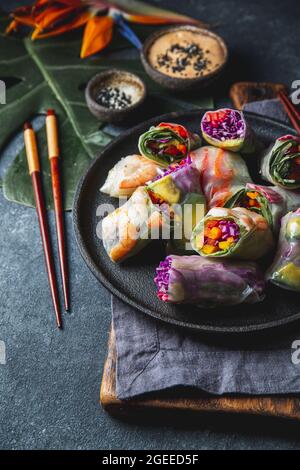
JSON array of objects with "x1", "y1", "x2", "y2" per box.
[
  {"x1": 275, "y1": 262, "x2": 300, "y2": 291},
  {"x1": 148, "y1": 175, "x2": 181, "y2": 204},
  {"x1": 286, "y1": 216, "x2": 300, "y2": 240}
]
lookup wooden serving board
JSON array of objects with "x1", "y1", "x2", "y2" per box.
[{"x1": 100, "y1": 325, "x2": 300, "y2": 420}]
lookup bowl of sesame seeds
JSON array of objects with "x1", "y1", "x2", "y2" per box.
[
  {"x1": 85, "y1": 69, "x2": 146, "y2": 123},
  {"x1": 141, "y1": 25, "x2": 228, "y2": 92}
]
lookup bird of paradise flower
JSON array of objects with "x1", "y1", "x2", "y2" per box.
[{"x1": 5, "y1": 0, "x2": 207, "y2": 59}]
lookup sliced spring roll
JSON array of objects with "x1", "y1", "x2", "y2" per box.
[
  {"x1": 100, "y1": 154, "x2": 162, "y2": 197},
  {"x1": 154, "y1": 255, "x2": 265, "y2": 306},
  {"x1": 146, "y1": 157, "x2": 202, "y2": 205},
  {"x1": 225, "y1": 183, "x2": 300, "y2": 231},
  {"x1": 138, "y1": 122, "x2": 201, "y2": 166},
  {"x1": 190, "y1": 145, "x2": 252, "y2": 208},
  {"x1": 260, "y1": 134, "x2": 300, "y2": 189},
  {"x1": 201, "y1": 108, "x2": 257, "y2": 154},
  {"x1": 267, "y1": 209, "x2": 300, "y2": 292},
  {"x1": 102, "y1": 187, "x2": 168, "y2": 263},
  {"x1": 191, "y1": 207, "x2": 274, "y2": 260}
]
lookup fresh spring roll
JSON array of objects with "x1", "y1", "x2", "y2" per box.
[
  {"x1": 154, "y1": 255, "x2": 265, "y2": 306},
  {"x1": 191, "y1": 207, "x2": 274, "y2": 260},
  {"x1": 138, "y1": 122, "x2": 201, "y2": 166},
  {"x1": 102, "y1": 187, "x2": 168, "y2": 263},
  {"x1": 201, "y1": 108, "x2": 257, "y2": 154},
  {"x1": 100, "y1": 154, "x2": 162, "y2": 197},
  {"x1": 146, "y1": 157, "x2": 202, "y2": 205},
  {"x1": 146, "y1": 158, "x2": 206, "y2": 252},
  {"x1": 167, "y1": 193, "x2": 206, "y2": 254},
  {"x1": 190, "y1": 145, "x2": 252, "y2": 208},
  {"x1": 267, "y1": 209, "x2": 300, "y2": 292},
  {"x1": 260, "y1": 134, "x2": 300, "y2": 189},
  {"x1": 225, "y1": 183, "x2": 300, "y2": 231}
]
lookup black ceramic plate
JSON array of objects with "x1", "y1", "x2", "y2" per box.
[{"x1": 73, "y1": 110, "x2": 300, "y2": 333}]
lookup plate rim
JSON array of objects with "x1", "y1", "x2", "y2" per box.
[{"x1": 73, "y1": 109, "x2": 300, "y2": 333}]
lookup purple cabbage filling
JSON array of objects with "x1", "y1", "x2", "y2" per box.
[
  {"x1": 154, "y1": 255, "x2": 265, "y2": 305},
  {"x1": 154, "y1": 256, "x2": 172, "y2": 301},
  {"x1": 219, "y1": 220, "x2": 240, "y2": 241},
  {"x1": 152, "y1": 156, "x2": 192, "y2": 182},
  {"x1": 201, "y1": 109, "x2": 245, "y2": 142}
]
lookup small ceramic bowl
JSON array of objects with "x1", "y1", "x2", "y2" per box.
[
  {"x1": 85, "y1": 69, "x2": 146, "y2": 123},
  {"x1": 141, "y1": 25, "x2": 228, "y2": 92}
]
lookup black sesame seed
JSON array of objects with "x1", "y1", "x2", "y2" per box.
[
  {"x1": 154, "y1": 41, "x2": 210, "y2": 77},
  {"x1": 95, "y1": 86, "x2": 132, "y2": 110}
]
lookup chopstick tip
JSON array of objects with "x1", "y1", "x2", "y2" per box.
[{"x1": 24, "y1": 122, "x2": 32, "y2": 131}]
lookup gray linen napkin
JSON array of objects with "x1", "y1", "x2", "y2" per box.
[{"x1": 113, "y1": 98, "x2": 300, "y2": 400}]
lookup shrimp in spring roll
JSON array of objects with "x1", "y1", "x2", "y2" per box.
[
  {"x1": 191, "y1": 207, "x2": 274, "y2": 260},
  {"x1": 155, "y1": 255, "x2": 265, "y2": 307},
  {"x1": 138, "y1": 122, "x2": 201, "y2": 166},
  {"x1": 102, "y1": 187, "x2": 169, "y2": 263},
  {"x1": 260, "y1": 135, "x2": 300, "y2": 189},
  {"x1": 267, "y1": 209, "x2": 300, "y2": 292},
  {"x1": 190, "y1": 146, "x2": 252, "y2": 208},
  {"x1": 100, "y1": 154, "x2": 162, "y2": 198}
]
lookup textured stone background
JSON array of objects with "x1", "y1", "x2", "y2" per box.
[{"x1": 1, "y1": 0, "x2": 300, "y2": 450}]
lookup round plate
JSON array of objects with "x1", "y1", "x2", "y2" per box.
[{"x1": 73, "y1": 110, "x2": 300, "y2": 333}]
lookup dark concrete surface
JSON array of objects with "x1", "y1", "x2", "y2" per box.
[{"x1": 1, "y1": 0, "x2": 300, "y2": 450}]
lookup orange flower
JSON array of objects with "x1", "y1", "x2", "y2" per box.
[
  {"x1": 34, "y1": 5, "x2": 79, "y2": 31},
  {"x1": 80, "y1": 15, "x2": 114, "y2": 58},
  {"x1": 5, "y1": 0, "x2": 207, "y2": 59},
  {"x1": 5, "y1": 19, "x2": 19, "y2": 34},
  {"x1": 32, "y1": 12, "x2": 92, "y2": 39}
]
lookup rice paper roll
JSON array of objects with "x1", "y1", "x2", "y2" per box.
[
  {"x1": 167, "y1": 192, "x2": 206, "y2": 254},
  {"x1": 102, "y1": 187, "x2": 168, "y2": 263},
  {"x1": 100, "y1": 154, "x2": 162, "y2": 197},
  {"x1": 155, "y1": 255, "x2": 265, "y2": 306},
  {"x1": 201, "y1": 108, "x2": 257, "y2": 154},
  {"x1": 190, "y1": 145, "x2": 252, "y2": 208},
  {"x1": 138, "y1": 122, "x2": 201, "y2": 166},
  {"x1": 267, "y1": 209, "x2": 300, "y2": 292},
  {"x1": 191, "y1": 206, "x2": 274, "y2": 260},
  {"x1": 146, "y1": 157, "x2": 202, "y2": 206},
  {"x1": 260, "y1": 134, "x2": 300, "y2": 189},
  {"x1": 225, "y1": 182, "x2": 300, "y2": 231}
]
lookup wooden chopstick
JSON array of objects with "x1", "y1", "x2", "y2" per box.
[
  {"x1": 23, "y1": 122, "x2": 62, "y2": 328},
  {"x1": 278, "y1": 90, "x2": 300, "y2": 122},
  {"x1": 278, "y1": 90, "x2": 300, "y2": 135},
  {"x1": 46, "y1": 109, "x2": 70, "y2": 312}
]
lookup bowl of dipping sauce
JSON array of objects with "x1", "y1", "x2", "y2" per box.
[
  {"x1": 141, "y1": 25, "x2": 228, "y2": 92},
  {"x1": 85, "y1": 69, "x2": 146, "y2": 123}
]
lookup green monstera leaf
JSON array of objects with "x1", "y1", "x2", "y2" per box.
[{"x1": 0, "y1": 14, "x2": 212, "y2": 210}]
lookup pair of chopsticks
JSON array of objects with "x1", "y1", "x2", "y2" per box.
[
  {"x1": 23, "y1": 110, "x2": 69, "y2": 328},
  {"x1": 278, "y1": 90, "x2": 300, "y2": 135}
]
